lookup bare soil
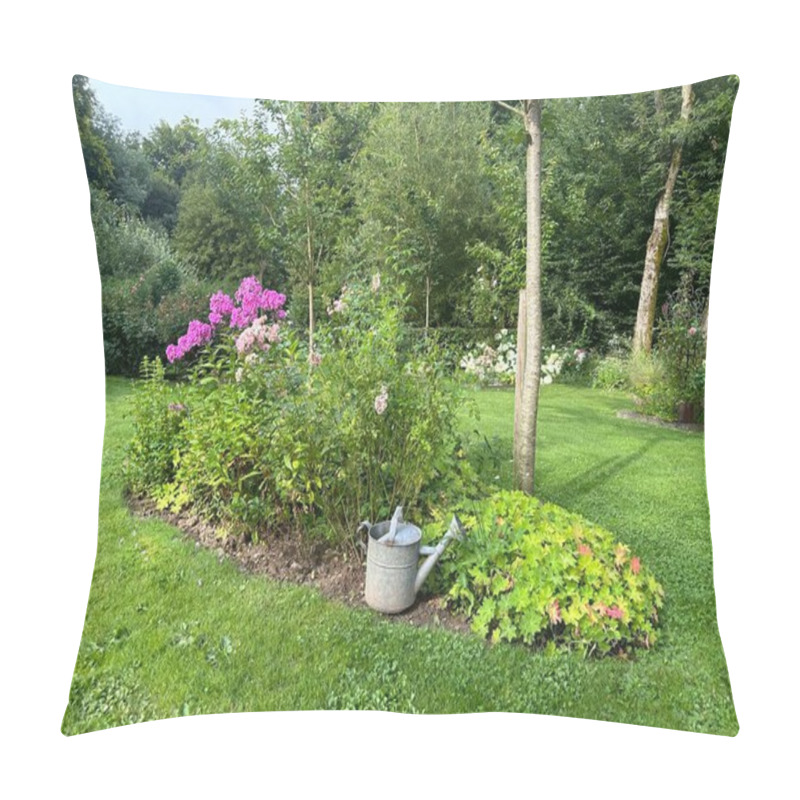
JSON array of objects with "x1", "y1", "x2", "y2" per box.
[{"x1": 127, "y1": 494, "x2": 472, "y2": 635}]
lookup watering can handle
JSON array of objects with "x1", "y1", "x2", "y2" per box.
[
  {"x1": 356, "y1": 521, "x2": 371, "y2": 555},
  {"x1": 385, "y1": 506, "x2": 403, "y2": 544}
]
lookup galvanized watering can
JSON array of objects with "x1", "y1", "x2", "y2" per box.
[{"x1": 359, "y1": 507, "x2": 465, "y2": 614}]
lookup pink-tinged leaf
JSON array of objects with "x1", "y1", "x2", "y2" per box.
[
  {"x1": 577, "y1": 543, "x2": 593, "y2": 557},
  {"x1": 631, "y1": 557, "x2": 641, "y2": 575},
  {"x1": 548, "y1": 599, "x2": 562, "y2": 624}
]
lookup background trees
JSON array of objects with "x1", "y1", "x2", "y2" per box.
[{"x1": 74, "y1": 77, "x2": 736, "y2": 381}]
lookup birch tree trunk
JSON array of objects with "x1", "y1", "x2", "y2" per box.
[
  {"x1": 632, "y1": 85, "x2": 694, "y2": 354},
  {"x1": 513, "y1": 99, "x2": 544, "y2": 495}
]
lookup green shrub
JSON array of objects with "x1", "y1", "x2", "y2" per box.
[
  {"x1": 652, "y1": 273, "x2": 707, "y2": 420},
  {"x1": 126, "y1": 276, "x2": 475, "y2": 545},
  {"x1": 310, "y1": 279, "x2": 476, "y2": 537},
  {"x1": 124, "y1": 358, "x2": 187, "y2": 493},
  {"x1": 592, "y1": 354, "x2": 630, "y2": 391},
  {"x1": 101, "y1": 275, "x2": 211, "y2": 376},
  {"x1": 434, "y1": 491, "x2": 664, "y2": 656}
]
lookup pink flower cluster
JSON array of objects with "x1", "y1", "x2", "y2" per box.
[
  {"x1": 230, "y1": 277, "x2": 286, "y2": 329},
  {"x1": 166, "y1": 277, "x2": 286, "y2": 363},
  {"x1": 166, "y1": 319, "x2": 214, "y2": 363},
  {"x1": 208, "y1": 291, "x2": 236, "y2": 325},
  {"x1": 235, "y1": 318, "x2": 281, "y2": 355}
]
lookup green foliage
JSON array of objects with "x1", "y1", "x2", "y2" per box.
[
  {"x1": 173, "y1": 173, "x2": 271, "y2": 283},
  {"x1": 91, "y1": 186, "x2": 214, "y2": 375},
  {"x1": 592, "y1": 354, "x2": 631, "y2": 391},
  {"x1": 65, "y1": 379, "x2": 737, "y2": 735},
  {"x1": 72, "y1": 75, "x2": 114, "y2": 191},
  {"x1": 436, "y1": 491, "x2": 665, "y2": 656},
  {"x1": 310, "y1": 279, "x2": 476, "y2": 536},
  {"x1": 126, "y1": 278, "x2": 474, "y2": 545},
  {"x1": 651, "y1": 272, "x2": 707, "y2": 418},
  {"x1": 326, "y1": 653, "x2": 420, "y2": 712},
  {"x1": 352, "y1": 102, "x2": 491, "y2": 327},
  {"x1": 124, "y1": 358, "x2": 187, "y2": 492}
]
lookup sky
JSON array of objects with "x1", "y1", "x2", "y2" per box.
[{"x1": 89, "y1": 77, "x2": 255, "y2": 135}]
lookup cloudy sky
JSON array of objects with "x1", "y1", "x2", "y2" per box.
[{"x1": 89, "y1": 77, "x2": 255, "y2": 135}]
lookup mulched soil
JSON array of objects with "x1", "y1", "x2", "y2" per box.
[{"x1": 127, "y1": 494, "x2": 472, "y2": 635}]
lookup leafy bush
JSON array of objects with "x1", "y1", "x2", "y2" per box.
[
  {"x1": 93, "y1": 187, "x2": 214, "y2": 375},
  {"x1": 460, "y1": 328, "x2": 517, "y2": 386},
  {"x1": 652, "y1": 273, "x2": 707, "y2": 420},
  {"x1": 312, "y1": 279, "x2": 475, "y2": 536},
  {"x1": 126, "y1": 276, "x2": 474, "y2": 544},
  {"x1": 592, "y1": 354, "x2": 630, "y2": 390},
  {"x1": 124, "y1": 358, "x2": 187, "y2": 492},
  {"x1": 540, "y1": 345, "x2": 593, "y2": 386},
  {"x1": 101, "y1": 274, "x2": 211, "y2": 376},
  {"x1": 434, "y1": 491, "x2": 664, "y2": 656}
]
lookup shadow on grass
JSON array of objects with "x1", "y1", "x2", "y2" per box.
[
  {"x1": 543, "y1": 436, "x2": 661, "y2": 500},
  {"x1": 469, "y1": 428, "x2": 662, "y2": 504}
]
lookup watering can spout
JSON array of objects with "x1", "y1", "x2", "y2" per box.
[{"x1": 414, "y1": 514, "x2": 465, "y2": 594}]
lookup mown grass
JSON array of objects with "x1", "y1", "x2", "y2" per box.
[{"x1": 62, "y1": 378, "x2": 737, "y2": 735}]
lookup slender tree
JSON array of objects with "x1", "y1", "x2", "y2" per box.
[
  {"x1": 497, "y1": 100, "x2": 544, "y2": 495},
  {"x1": 632, "y1": 85, "x2": 694, "y2": 354}
]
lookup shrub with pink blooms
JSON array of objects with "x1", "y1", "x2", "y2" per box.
[
  {"x1": 126, "y1": 275, "x2": 475, "y2": 543},
  {"x1": 432, "y1": 491, "x2": 665, "y2": 656},
  {"x1": 164, "y1": 276, "x2": 287, "y2": 364}
]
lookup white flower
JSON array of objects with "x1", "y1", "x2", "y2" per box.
[{"x1": 374, "y1": 386, "x2": 389, "y2": 415}]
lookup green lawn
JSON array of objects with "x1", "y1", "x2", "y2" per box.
[{"x1": 62, "y1": 378, "x2": 737, "y2": 735}]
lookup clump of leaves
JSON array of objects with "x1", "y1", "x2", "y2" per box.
[
  {"x1": 326, "y1": 653, "x2": 420, "y2": 713},
  {"x1": 437, "y1": 491, "x2": 665, "y2": 657}
]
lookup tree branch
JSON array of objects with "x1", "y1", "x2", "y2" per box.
[{"x1": 495, "y1": 100, "x2": 525, "y2": 118}]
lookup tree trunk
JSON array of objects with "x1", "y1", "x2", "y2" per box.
[
  {"x1": 513, "y1": 288, "x2": 527, "y2": 457},
  {"x1": 308, "y1": 282, "x2": 314, "y2": 361},
  {"x1": 632, "y1": 85, "x2": 694, "y2": 354},
  {"x1": 425, "y1": 274, "x2": 431, "y2": 334},
  {"x1": 514, "y1": 99, "x2": 544, "y2": 495}
]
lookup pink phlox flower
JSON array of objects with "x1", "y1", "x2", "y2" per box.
[
  {"x1": 266, "y1": 323, "x2": 281, "y2": 344},
  {"x1": 209, "y1": 291, "x2": 235, "y2": 326},
  {"x1": 606, "y1": 606, "x2": 623, "y2": 619},
  {"x1": 168, "y1": 319, "x2": 213, "y2": 361},
  {"x1": 688, "y1": 326, "x2": 697, "y2": 336},
  {"x1": 231, "y1": 278, "x2": 287, "y2": 328}
]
